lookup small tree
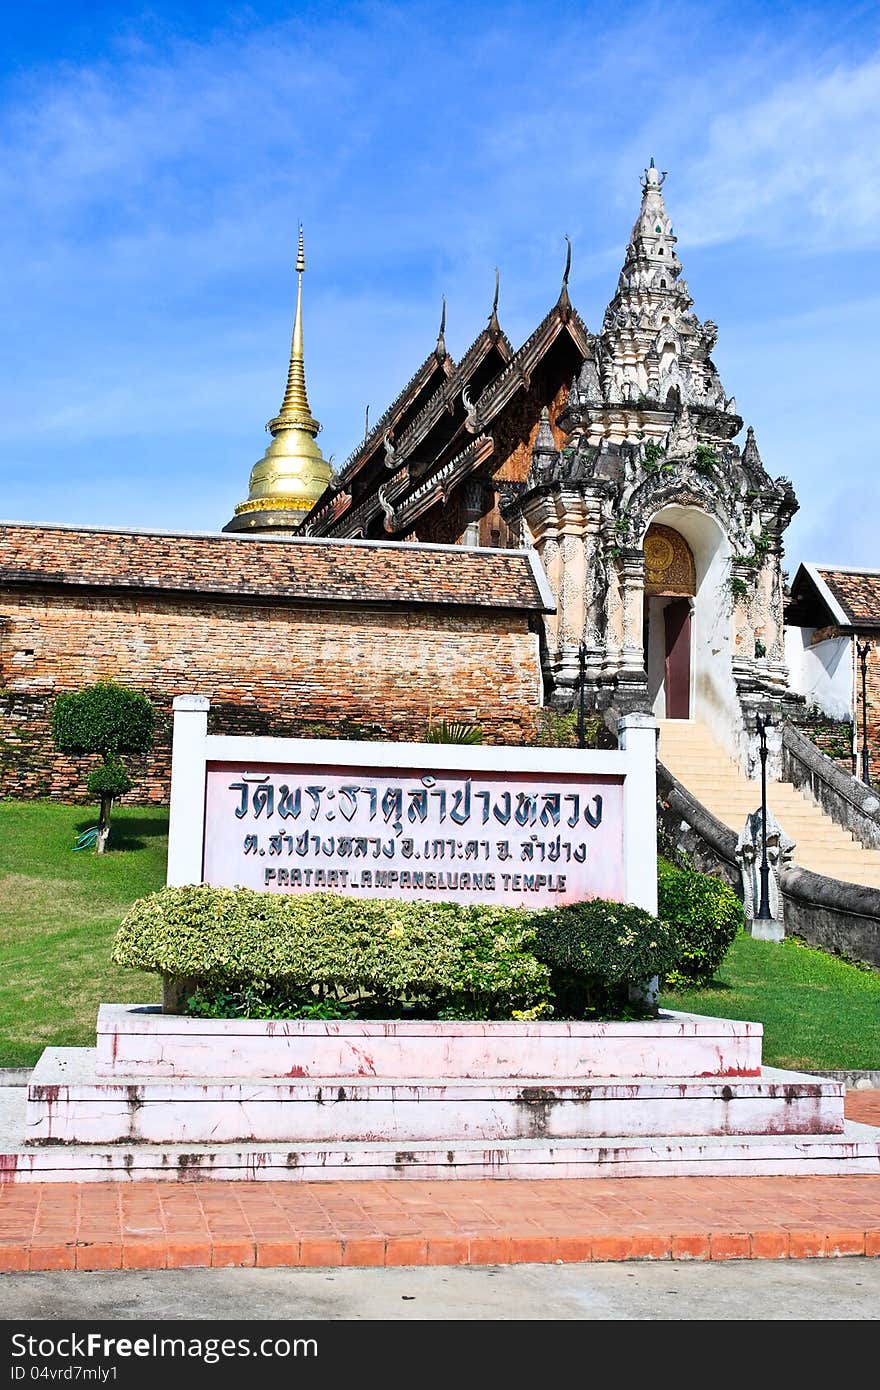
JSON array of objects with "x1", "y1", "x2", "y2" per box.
[{"x1": 51, "y1": 682, "x2": 155, "y2": 853}]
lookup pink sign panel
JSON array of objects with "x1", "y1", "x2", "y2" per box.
[{"x1": 202, "y1": 762, "x2": 625, "y2": 907}]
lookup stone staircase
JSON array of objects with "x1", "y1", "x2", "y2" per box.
[{"x1": 659, "y1": 720, "x2": 880, "y2": 889}]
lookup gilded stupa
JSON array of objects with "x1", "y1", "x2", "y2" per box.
[{"x1": 224, "y1": 227, "x2": 333, "y2": 533}]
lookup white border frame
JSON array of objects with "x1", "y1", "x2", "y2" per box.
[{"x1": 167, "y1": 698, "x2": 658, "y2": 913}]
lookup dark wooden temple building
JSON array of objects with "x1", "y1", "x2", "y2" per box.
[{"x1": 300, "y1": 263, "x2": 588, "y2": 553}]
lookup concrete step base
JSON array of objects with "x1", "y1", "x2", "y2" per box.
[
  {"x1": 25, "y1": 1049, "x2": 845, "y2": 1146},
  {"x1": 94, "y1": 1005, "x2": 764, "y2": 1081},
  {"x1": 2, "y1": 1090, "x2": 877, "y2": 1183}
]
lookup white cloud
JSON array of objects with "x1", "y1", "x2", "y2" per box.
[{"x1": 675, "y1": 57, "x2": 880, "y2": 250}]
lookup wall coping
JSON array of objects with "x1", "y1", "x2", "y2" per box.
[
  {"x1": 0, "y1": 520, "x2": 554, "y2": 614},
  {"x1": 779, "y1": 862, "x2": 880, "y2": 919},
  {"x1": 782, "y1": 721, "x2": 880, "y2": 848}
]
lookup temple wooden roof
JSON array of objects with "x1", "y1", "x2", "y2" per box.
[
  {"x1": 304, "y1": 289, "x2": 590, "y2": 541},
  {"x1": 333, "y1": 343, "x2": 452, "y2": 491}
]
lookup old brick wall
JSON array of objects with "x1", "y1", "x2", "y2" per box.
[
  {"x1": 0, "y1": 590, "x2": 541, "y2": 804},
  {"x1": 791, "y1": 707, "x2": 855, "y2": 776}
]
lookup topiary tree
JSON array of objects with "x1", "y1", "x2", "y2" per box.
[{"x1": 50, "y1": 682, "x2": 154, "y2": 853}]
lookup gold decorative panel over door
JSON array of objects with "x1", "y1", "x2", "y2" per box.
[{"x1": 643, "y1": 524, "x2": 696, "y2": 597}]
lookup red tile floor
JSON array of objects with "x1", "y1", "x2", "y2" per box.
[{"x1": 1, "y1": 1091, "x2": 878, "y2": 1273}]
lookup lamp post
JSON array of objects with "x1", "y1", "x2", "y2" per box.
[
  {"x1": 856, "y1": 639, "x2": 872, "y2": 786},
  {"x1": 756, "y1": 714, "x2": 772, "y2": 920},
  {"x1": 576, "y1": 642, "x2": 587, "y2": 750}
]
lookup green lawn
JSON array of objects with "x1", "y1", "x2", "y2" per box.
[
  {"x1": 661, "y1": 931, "x2": 880, "y2": 1071},
  {"x1": 1, "y1": 799, "x2": 878, "y2": 1071},
  {"x1": 0, "y1": 800, "x2": 166, "y2": 1067}
]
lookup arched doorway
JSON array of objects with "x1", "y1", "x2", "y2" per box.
[{"x1": 643, "y1": 523, "x2": 696, "y2": 719}]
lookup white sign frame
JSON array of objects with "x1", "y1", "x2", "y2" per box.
[{"x1": 166, "y1": 696, "x2": 658, "y2": 913}]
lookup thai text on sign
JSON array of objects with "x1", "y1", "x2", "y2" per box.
[{"x1": 203, "y1": 762, "x2": 625, "y2": 906}]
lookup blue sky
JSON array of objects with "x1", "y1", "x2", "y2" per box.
[{"x1": 1, "y1": 0, "x2": 879, "y2": 572}]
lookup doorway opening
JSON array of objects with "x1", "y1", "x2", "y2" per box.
[{"x1": 643, "y1": 523, "x2": 696, "y2": 719}]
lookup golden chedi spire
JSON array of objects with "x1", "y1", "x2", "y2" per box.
[{"x1": 224, "y1": 225, "x2": 333, "y2": 533}]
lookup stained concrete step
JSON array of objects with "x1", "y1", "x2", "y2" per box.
[
  {"x1": 95, "y1": 1004, "x2": 765, "y2": 1081},
  {"x1": 2, "y1": 1091, "x2": 877, "y2": 1183},
  {"x1": 25, "y1": 1048, "x2": 845, "y2": 1146}
]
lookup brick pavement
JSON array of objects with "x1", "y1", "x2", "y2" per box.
[
  {"x1": 1, "y1": 1091, "x2": 877, "y2": 1274},
  {"x1": 848, "y1": 1089, "x2": 880, "y2": 1127}
]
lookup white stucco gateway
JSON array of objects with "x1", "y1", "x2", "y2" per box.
[
  {"x1": 641, "y1": 505, "x2": 739, "y2": 748},
  {"x1": 517, "y1": 163, "x2": 800, "y2": 767}
]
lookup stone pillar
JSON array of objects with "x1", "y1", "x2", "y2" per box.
[
  {"x1": 555, "y1": 488, "x2": 589, "y2": 694},
  {"x1": 521, "y1": 492, "x2": 563, "y2": 677},
  {"x1": 603, "y1": 537, "x2": 624, "y2": 687},
  {"x1": 167, "y1": 694, "x2": 210, "y2": 887},
  {"x1": 521, "y1": 483, "x2": 605, "y2": 707},
  {"x1": 580, "y1": 485, "x2": 606, "y2": 698},
  {"x1": 729, "y1": 558, "x2": 754, "y2": 691},
  {"x1": 615, "y1": 547, "x2": 649, "y2": 709}
]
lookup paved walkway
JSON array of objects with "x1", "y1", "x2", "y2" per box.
[{"x1": 2, "y1": 1092, "x2": 878, "y2": 1274}]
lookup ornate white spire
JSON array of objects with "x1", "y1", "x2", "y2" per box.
[{"x1": 578, "y1": 164, "x2": 738, "y2": 440}]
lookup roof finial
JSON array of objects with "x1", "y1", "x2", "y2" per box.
[
  {"x1": 278, "y1": 223, "x2": 316, "y2": 426},
  {"x1": 556, "y1": 236, "x2": 572, "y2": 317},
  {"x1": 641, "y1": 159, "x2": 667, "y2": 190},
  {"x1": 435, "y1": 294, "x2": 447, "y2": 358},
  {"x1": 364, "y1": 403, "x2": 370, "y2": 441},
  {"x1": 488, "y1": 267, "x2": 501, "y2": 336}
]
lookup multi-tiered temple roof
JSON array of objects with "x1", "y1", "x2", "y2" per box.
[
  {"x1": 299, "y1": 264, "x2": 589, "y2": 546},
  {"x1": 228, "y1": 165, "x2": 795, "y2": 567}
]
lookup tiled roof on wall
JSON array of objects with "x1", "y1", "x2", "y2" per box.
[
  {"x1": 0, "y1": 522, "x2": 553, "y2": 613},
  {"x1": 816, "y1": 567, "x2": 880, "y2": 629}
]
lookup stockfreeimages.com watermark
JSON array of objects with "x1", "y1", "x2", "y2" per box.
[{"x1": 10, "y1": 1332, "x2": 317, "y2": 1375}]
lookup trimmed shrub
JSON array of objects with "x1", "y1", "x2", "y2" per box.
[
  {"x1": 113, "y1": 886, "x2": 552, "y2": 1020},
  {"x1": 51, "y1": 681, "x2": 154, "y2": 852},
  {"x1": 86, "y1": 759, "x2": 133, "y2": 800},
  {"x1": 51, "y1": 682, "x2": 154, "y2": 758},
  {"x1": 531, "y1": 898, "x2": 679, "y2": 1018},
  {"x1": 658, "y1": 859, "x2": 744, "y2": 986}
]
